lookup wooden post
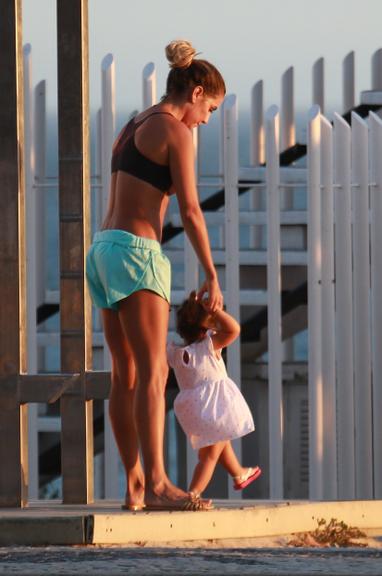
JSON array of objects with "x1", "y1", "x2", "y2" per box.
[
  {"x1": 57, "y1": 0, "x2": 93, "y2": 503},
  {"x1": 0, "y1": 0, "x2": 28, "y2": 507}
]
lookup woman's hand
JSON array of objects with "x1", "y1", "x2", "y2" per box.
[{"x1": 197, "y1": 277, "x2": 223, "y2": 313}]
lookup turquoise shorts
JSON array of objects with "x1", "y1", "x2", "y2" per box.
[{"x1": 86, "y1": 229, "x2": 171, "y2": 310}]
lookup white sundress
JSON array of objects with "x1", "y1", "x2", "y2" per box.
[{"x1": 167, "y1": 331, "x2": 255, "y2": 450}]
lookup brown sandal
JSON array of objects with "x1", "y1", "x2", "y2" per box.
[
  {"x1": 145, "y1": 493, "x2": 213, "y2": 512},
  {"x1": 121, "y1": 503, "x2": 146, "y2": 511}
]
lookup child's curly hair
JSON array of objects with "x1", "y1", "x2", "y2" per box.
[{"x1": 176, "y1": 291, "x2": 210, "y2": 344}]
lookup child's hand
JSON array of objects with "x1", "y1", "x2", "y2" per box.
[
  {"x1": 199, "y1": 299, "x2": 218, "y2": 329},
  {"x1": 199, "y1": 298, "x2": 210, "y2": 311}
]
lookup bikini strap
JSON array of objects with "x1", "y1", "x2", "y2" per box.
[{"x1": 133, "y1": 111, "x2": 176, "y2": 128}]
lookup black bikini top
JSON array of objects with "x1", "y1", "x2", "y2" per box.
[{"x1": 111, "y1": 111, "x2": 173, "y2": 193}]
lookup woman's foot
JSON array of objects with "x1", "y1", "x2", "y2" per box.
[
  {"x1": 121, "y1": 502, "x2": 146, "y2": 511},
  {"x1": 122, "y1": 478, "x2": 145, "y2": 511},
  {"x1": 233, "y1": 466, "x2": 262, "y2": 490}
]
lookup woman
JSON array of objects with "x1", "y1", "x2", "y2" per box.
[{"x1": 86, "y1": 40, "x2": 225, "y2": 511}]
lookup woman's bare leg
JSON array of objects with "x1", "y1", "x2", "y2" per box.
[
  {"x1": 102, "y1": 308, "x2": 144, "y2": 508},
  {"x1": 118, "y1": 290, "x2": 190, "y2": 505},
  {"x1": 189, "y1": 442, "x2": 226, "y2": 496}
]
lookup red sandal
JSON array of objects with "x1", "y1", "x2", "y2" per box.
[{"x1": 233, "y1": 466, "x2": 262, "y2": 490}]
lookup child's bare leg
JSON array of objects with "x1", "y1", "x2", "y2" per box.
[
  {"x1": 218, "y1": 441, "x2": 249, "y2": 477},
  {"x1": 189, "y1": 441, "x2": 226, "y2": 495}
]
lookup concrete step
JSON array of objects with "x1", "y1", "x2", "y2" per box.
[{"x1": 0, "y1": 499, "x2": 381, "y2": 546}]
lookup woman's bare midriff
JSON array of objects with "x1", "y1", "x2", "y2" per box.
[{"x1": 101, "y1": 171, "x2": 171, "y2": 242}]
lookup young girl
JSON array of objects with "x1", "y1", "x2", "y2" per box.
[{"x1": 167, "y1": 291, "x2": 261, "y2": 499}]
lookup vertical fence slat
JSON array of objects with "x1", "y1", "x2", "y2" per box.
[
  {"x1": 307, "y1": 105, "x2": 323, "y2": 500},
  {"x1": 185, "y1": 128, "x2": 200, "y2": 487},
  {"x1": 101, "y1": 54, "x2": 115, "y2": 221},
  {"x1": 32, "y1": 82, "x2": 46, "y2": 487},
  {"x1": 265, "y1": 105, "x2": 283, "y2": 499},
  {"x1": 104, "y1": 382, "x2": 120, "y2": 499},
  {"x1": 281, "y1": 67, "x2": 295, "y2": 153},
  {"x1": 313, "y1": 58, "x2": 325, "y2": 115},
  {"x1": 24, "y1": 43, "x2": 39, "y2": 501},
  {"x1": 99, "y1": 54, "x2": 119, "y2": 500},
  {"x1": 320, "y1": 115, "x2": 337, "y2": 499},
  {"x1": 224, "y1": 95, "x2": 241, "y2": 386},
  {"x1": 224, "y1": 95, "x2": 241, "y2": 499},
  {"x1": 23, "y1": 43, "x2": 37, "y2": 374},
  {"x1": 372, "y1": 49, "x2": 382, "y2": 91},
  {"x1": 251, "y1": 80, "x2": 265, "y2": 166},
  {"x1": 142, "y1": 62, "x2": 156, "y2": 109},
  {"x1": 184, "y1": 127, "x2": 200, "y2": 294},
  {"x1": 343, "y1": 51, "x2": 355, "y2": 114},
  {"x1": 370, "y1": 111, "x2": 382, "y2": 498},
  {"x1": 92, "y1": 108, "x2": 104, "y2": 349},
  {"x1": 280, "y1": 67, "x2": 295, "y2": 211},
  {"x1": 351, "y1": 112, "x2": 373, "y2": 499},
  {"x1": 93, "y1": 108, "x2": 102, "y2": 337},
  {"x1": 334, "y1": 112, "x2": 355, "y2": 499},
  {"x1": 249, "y1": 80, "x2": 264, "y2": 249},
  {"x1": 103, "y1": 342, "x2": 119, "y2": 498},
  {"x1": 34, "y1": 80, "x2": 46, "y2": 309}
]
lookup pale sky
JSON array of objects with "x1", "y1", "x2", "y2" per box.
[{"x1": 23, "y1": 0, "x2": 382, "y2": 116}]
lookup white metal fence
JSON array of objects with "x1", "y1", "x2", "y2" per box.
[
  {"x1": 23, "y1": 44, "x2": 382, "y2": 501},
  {"x1": 307, "y1": 107, "x2": 382, "y2": 500}
]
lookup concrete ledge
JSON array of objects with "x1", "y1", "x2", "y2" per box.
[
  {"x1": 90, "y1": 500, "x2": 382, "y2": 545},
  {"x1": 0, "y1": 516, "x2": 87, "y2": 545},
  {"x1": 0, "y1": 500, "x2": 381, "y2": 546}
]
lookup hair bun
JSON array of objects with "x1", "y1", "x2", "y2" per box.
[{"x1": 165, "y1": 40, "x2": 197, "y2": 69}]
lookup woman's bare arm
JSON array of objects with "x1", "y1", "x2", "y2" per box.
[{"x1": 169, "y1": 123, "x2": 223, "y2": 311}]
